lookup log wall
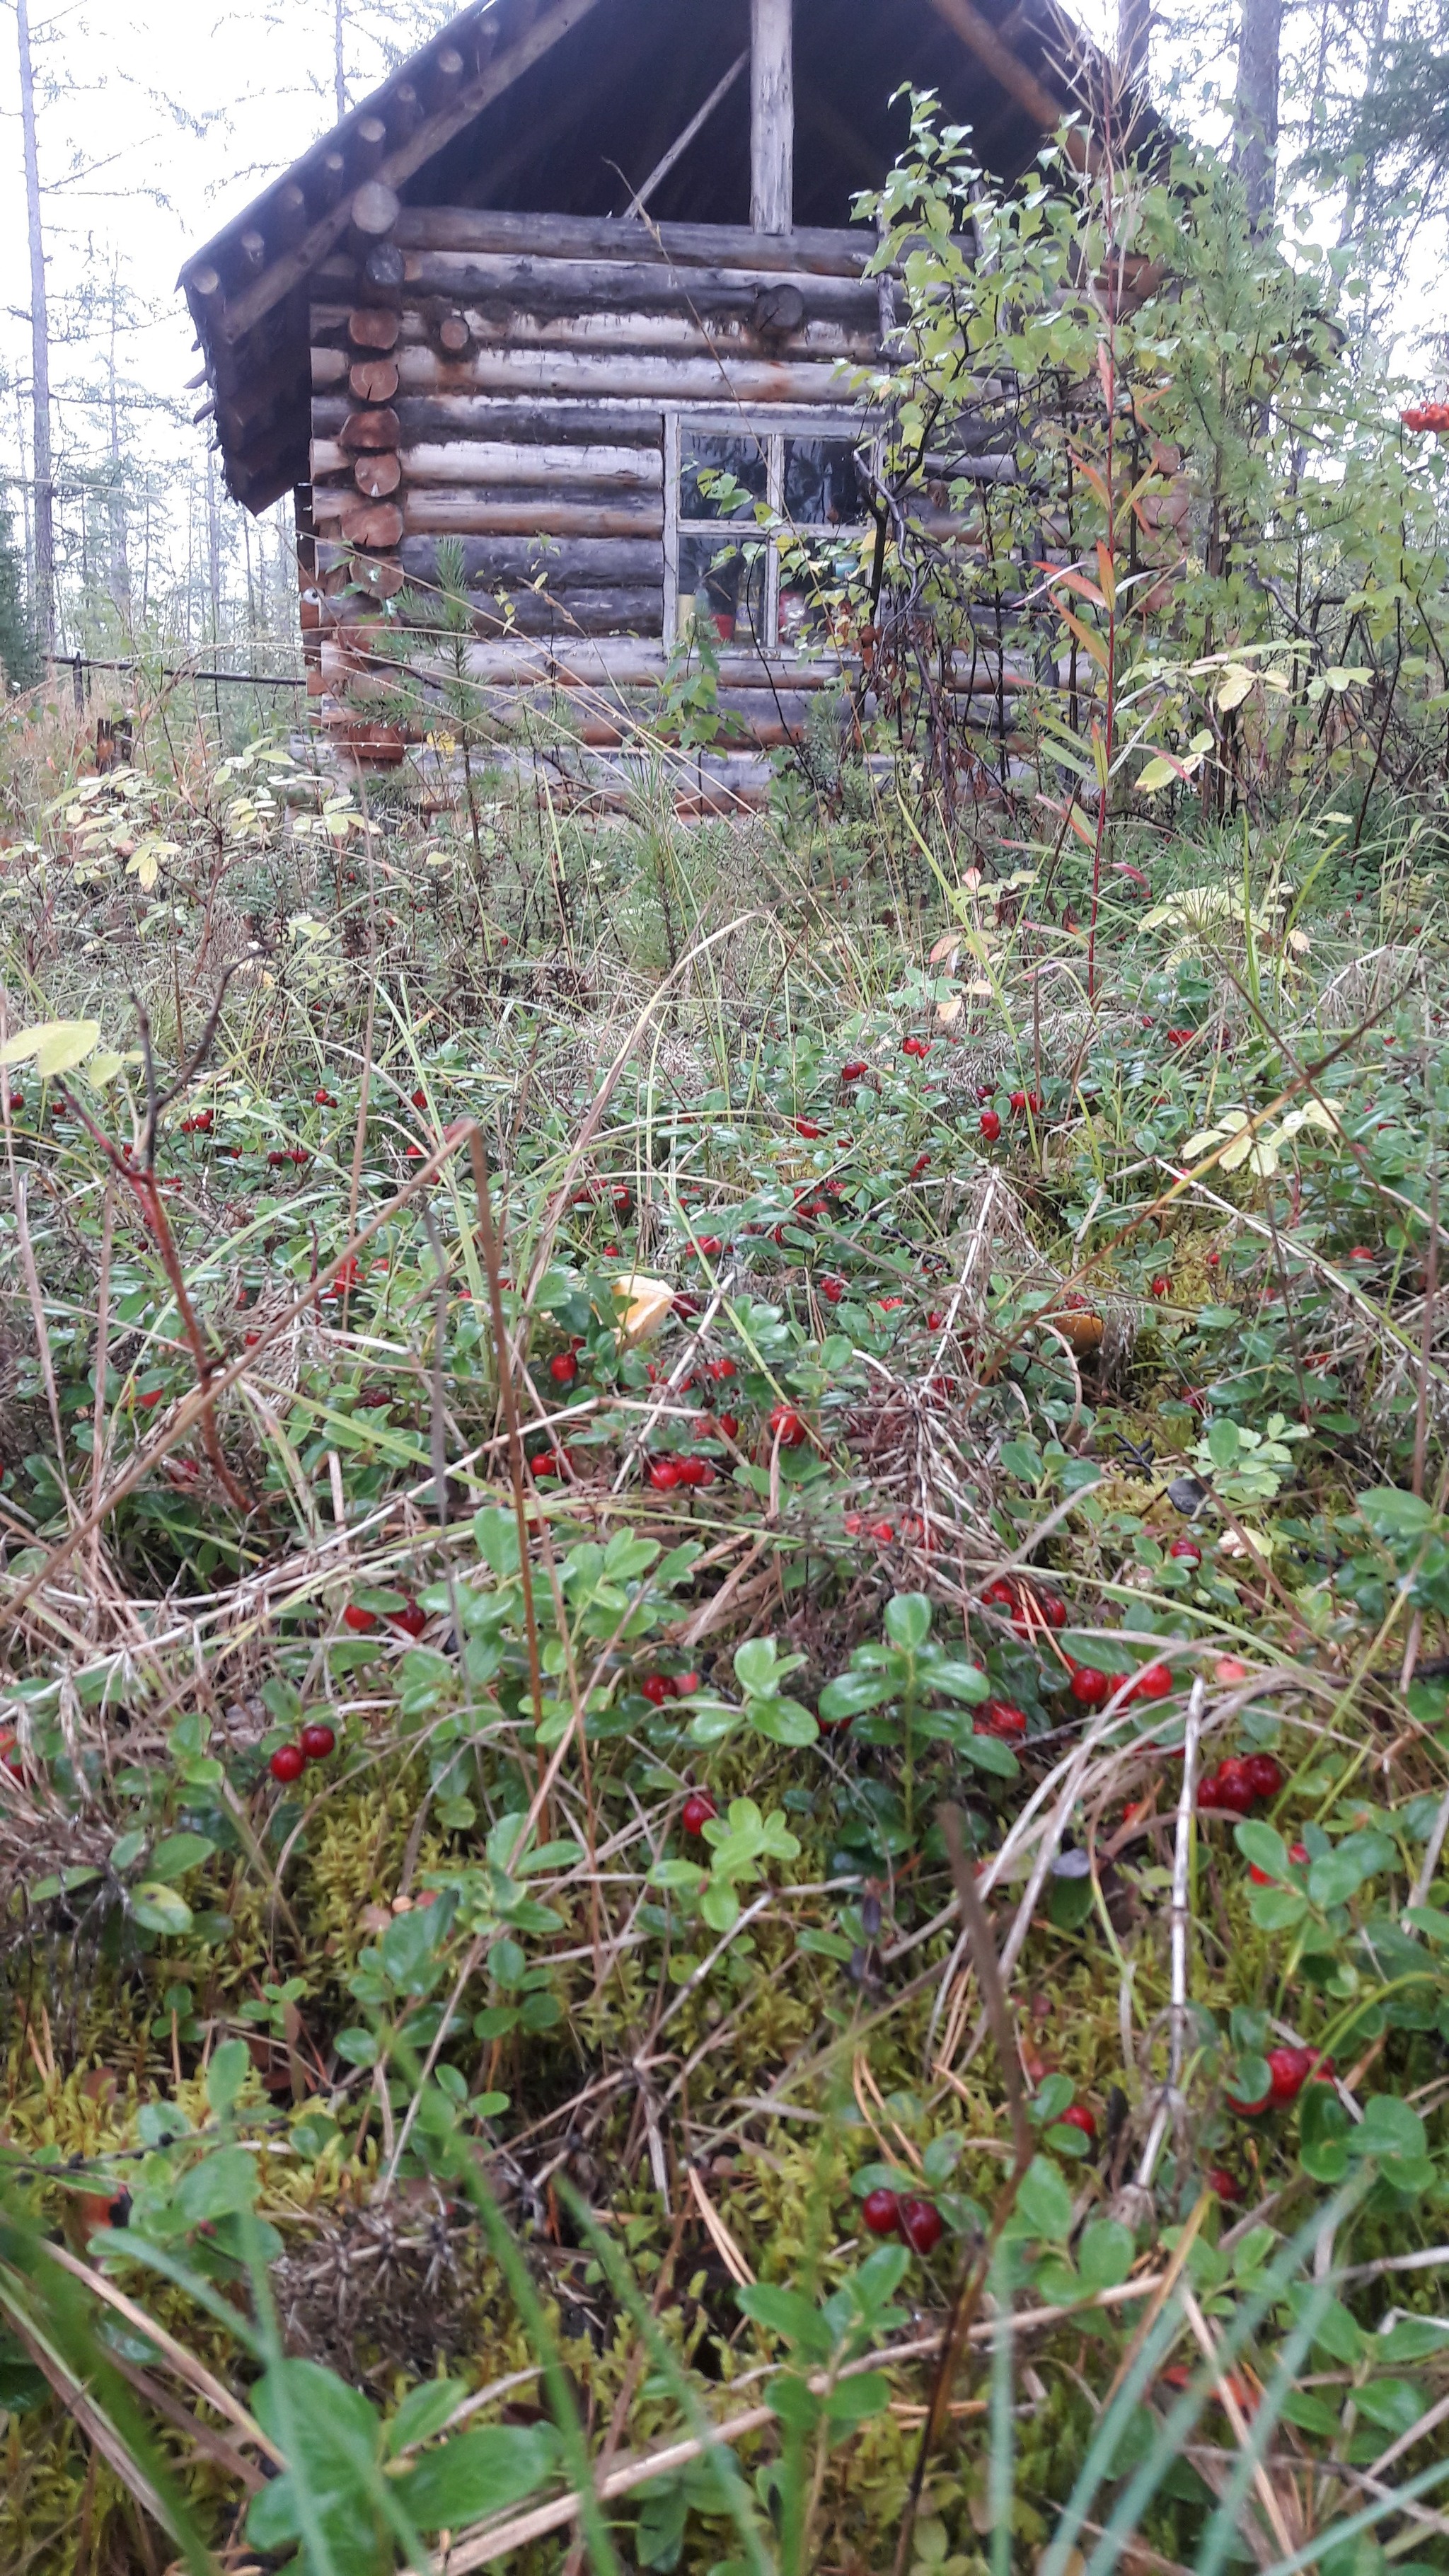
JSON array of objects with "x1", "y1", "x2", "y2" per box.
[{"x1": 304, "y1": 195, "x2": 998, "y2": 778}]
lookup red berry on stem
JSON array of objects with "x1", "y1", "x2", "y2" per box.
[
  {"x1": 979, "y1": 1108, "x2": 1002, "y2": 1142},
  {"x1": 1133, "y1": 1662, "x2": 1174, "y2": 1701},
  {"x1": 1168, "y1": 1537, "x2": 1202, "y2": 1565},
  {"x1": 861, "y1": 2187, "x2": 901, "y2": 2236},
  {"x1": 1070, "y1": 1665, "x2": 1110, "y2": 1708},
  {"x1": 841, "y1": 1059, "x2": 867, "y2": 1082},
  {"x1": 1150, "y1": 1276, "x2": 1171, "y2": 1299},
  {"x1": 1058, "y1": 2102, "x2": 1097, "y2": 2140},
  {"x1": 269, "y1": 1743, "x2": 306, "y2": 1785},
  {"x1": 391, "y1": 1601, "x2": 427, "y2": 1638},
  {"x1": 1242, "y1": 1753, "x2": 1284, "y2": 1800},
  {"x1": 1206, "y1": 2166, "x2": 1241, "y2": 2202},
  {"x1": 411, "y1": 1088, "x2": 428, "y2": 1110},
  {"x1": 820, "y1": 1275, "x2": 845, "y2": 1302},
  {"x1": 794, "y1": 1119, "x2": 822, "y2": 1138},
  {"x1": 770, "y1": 1404, "x2": 807, "y2": 1448},
  {"x1": 550, "y1": 1352, "x2": 579, "y2": 1386},
  {"x1": 1266, "y1": 2045, "x2": 1313, "y2": 2105},
  {"x1": 640, "y1": 1674, "x2": 672, "y2": 1706},
  {"x1": 300, "y1": 1722, "x2": 336, "y2": 1762},
  {"x1": 898, "y1": 2196, "x2": 945, "y2": 2254},
  {"x1": 681, "y1": 1791, "x2": 716, "y2": 1836},
  {"x1": 344, "y1": 1604, "x2": 379, "y2": 1634}
]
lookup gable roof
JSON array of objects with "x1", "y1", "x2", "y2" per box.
[{"x1": 181, "y1": 0, "x2": 1109, "y2": 514}]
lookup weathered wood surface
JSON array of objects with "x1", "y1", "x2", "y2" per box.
[
  {"x1": 391, "y1": 208, "x2": 874, "y2": 276},
  {"x1": 398, "y1": 491, "x2": 665, "y2": 538},
  {"x1": 399, "y1": 251, "x2": 882, "y2": 327},
  {"x1": 751, "y1": 0, "x2": 794, "y2": 233},
  {"x1": 396, "y1": 534, "x2": 662, "y2": 587},
  {"x1": 386, "y1": 347, "x2": 853, "y2": 403}
]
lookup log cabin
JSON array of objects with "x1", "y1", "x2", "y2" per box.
[{"x1": 179, "y1": 0, "x2": 1110, "y2": 797}]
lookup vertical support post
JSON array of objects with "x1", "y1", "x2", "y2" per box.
[{"x1": 751, "y1": 0, "x2": 793, "y2": 233}]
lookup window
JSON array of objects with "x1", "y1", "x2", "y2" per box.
[{"x1": 664, "y1": 413, "x2": 872, "y2": 656}]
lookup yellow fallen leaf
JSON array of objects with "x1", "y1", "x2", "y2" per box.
[{"x1": 612, "y1": 1274, "x2": 674, "y2": 1345}]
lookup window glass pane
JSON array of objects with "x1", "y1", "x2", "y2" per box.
[
  {"x1": 679, "y1": 429, "x2": 769, "y2": 522},
  {"x1": 778, "y1": 537, "x2": 864, "y2": 651},
  {"x1": 783, "y1": 437, "x2": 865, "y2": 525},
  {"x1": 678, "y1": 531, "x2": 770, "y2": 648}
]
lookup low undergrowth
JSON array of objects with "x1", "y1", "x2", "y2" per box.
[{"x1": 1, "y1": 701, "x2": 1448, "y2": 2576}]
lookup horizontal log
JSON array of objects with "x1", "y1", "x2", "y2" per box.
[
  {"x1": 391, "y1": 560, "x2": 665, "y2": 636},
  {"x1": 401, "y1": 250, "x2": 883, "y2": 328},
  {"x1": 354, "y1": 451, "x2": 402, "y2": 498},
  {"x1": 310, "y1": 389, "x2": 666, "y2": 450},
  {"x1": 392, "y1": 208, "x2": 877, "y2": 277},
  {"x1": 350, "y1": 308, "x2": 400, "y2": 350},
  {"x1": 309, "y1": 450, "x2": 664, "y2": 534},
  {"x1": 350, "y1": 357, "x2": 399, "y2": 402},
  {"x1": 401, "y1": 491, "x2": 665, "y2": 539},
  {"x1": 421, "y1": 309, "x2": 877, "y2": 364},
  {"x1": 337, "y1": 497, "x2": 403, "y2": 546},
  {"x1": 399, "y1": 437, "x2": 662, "y2": 489},
  {"x1": 391, "y1": 533, "x2": 661, "y2": 587},
  {"x1": 391, "y1": 348, "x2": 853, "y2": 403},
  {"x1": 459, "y1": 638, "x2": 852, "y2": 689},
  {"x1": 341, "y1": 405, "x2": 400, "y2": 447}
]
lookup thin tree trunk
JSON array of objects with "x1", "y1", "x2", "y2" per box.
[
  {"x1": 107, "y1": 263, "x2": 132, "y2": 623},
  {"x1": 1233, "y1": 0, "x2": 1283, "y2": 222},
  {"x1": 16, "y1": 0, "x2": 55, "y2": 655},
  {"x1": 205, "y1": 452, "x2": 222, "y2": 640},
  {"x1": 335, "y1": 0, "x2": 346, "y2": 123}
]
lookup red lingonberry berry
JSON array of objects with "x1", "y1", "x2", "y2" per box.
[
  {"x1": 841, "y1": 1059, "x2": 867, "y2": 1081},
  {"x1": 1058, "y1": 2102, "x2": 1097, "y2": 2140},
  {"x1": 1168, "y1": 1537, "x2": 1202, "y2": 1565},
  {"x1": 300, "y1": 1723, "x2": 336, "y2": 1762},
  {"x1": 550, "y1": 1352, "x2": 579, "y2": 1386},
  {"x1": 344, "y1": 1604, "x2": 379, "y2": 1634},
  {"x1": 861, "y1": 2187, "x2": 901, "y2": 2236},
  {"x1": 1069, "y1": 1665, "x2": 1110, "y2": 1707},
  {"x1": 770, "y1": 1404, "x2": 807, "y2": 1447},
  {"x1": 640, "y1": 1674, "x2": 672, "y2": 1706},
  {"x1": 1266, "y1": 2045, "x2": 1313, "y2": 2106},
  {"x1": 1133, "y1": 1662, "x2": 1174, "y2": 1701},
  {"x1": 649, "y1": 1459, "x2": 683, "y2": 1490},
  {"x1": 269, "y1": 1743, "x2": 306, "y2": 1784},
  {"x1": 820, "y1": 1275, "x2": 845, "y2": 1302},
  {"x1": 898, "y1": 2196, "x2": 945, "y2": 2254},
  {"x1": 681, "y1": 1791, "x2": 716, "y2": 1835},
  {"x1": 793, "y1": 1119, "x2": 822, "y2": 1138},
  {"x1": 1242, "y1": 1754, "x2": 1284, "y2": 1800},
  {"x1": 391, "y1": 1601, "x2": 428, "y2": 1638},
  {"x1": 978, "y1": 1109, "x2": 1002, "y2": 1142}
]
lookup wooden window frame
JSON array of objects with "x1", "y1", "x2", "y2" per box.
[{"x1": 662, "y1": 405, "x2": 874, "y2": 655}]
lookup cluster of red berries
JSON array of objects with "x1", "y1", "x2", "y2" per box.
[
  {"x1": 344, "y1": 1599, "x2": 427, "y2": 1638},
  {"x1": 268, "y1": 1721, "x2": 336, "y2": 1784},
  {"x1": 640, "y1": 1669, "x2": 700, "y2": 1706},
  {"x1": 860, "y1": 2188, "x2": 945, "y2": 2253},
  {"x1": 976, "y1": 1696, "x2": 1028, "y2": 1739},
  {"x1": 1165, "y1": 1027, "x2": 1194, "y2": 1047},
  {"x1": 981, "y1": 1576, "x2": 1067, "y2": 1636},
  {"x1": 1065, "y1": 1659, "x2": 1173, "y2": 1708},
  {"x1": 1198, "y1": 1752, "x2": 1283, "y2": 1813},
  {"x1": 1402, "y1": 403, "x2": 1449, "y2": 432},
  {"x1": 1229, "y1": 2043, "x2": 1334, "y2": 2115},
  {"x1": 901, "y1": 1037, "x2": 932, "y2": 1060},
  {"x1": 179, "y1": 1110, "x2": 214, "y2": 1134},
  {"x1": 267, "y1": 1146, "x2": 310, "y2": 1168},
  {"x1": 649, "y1": 1454, "x2": 716, "y2": 1490}
]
